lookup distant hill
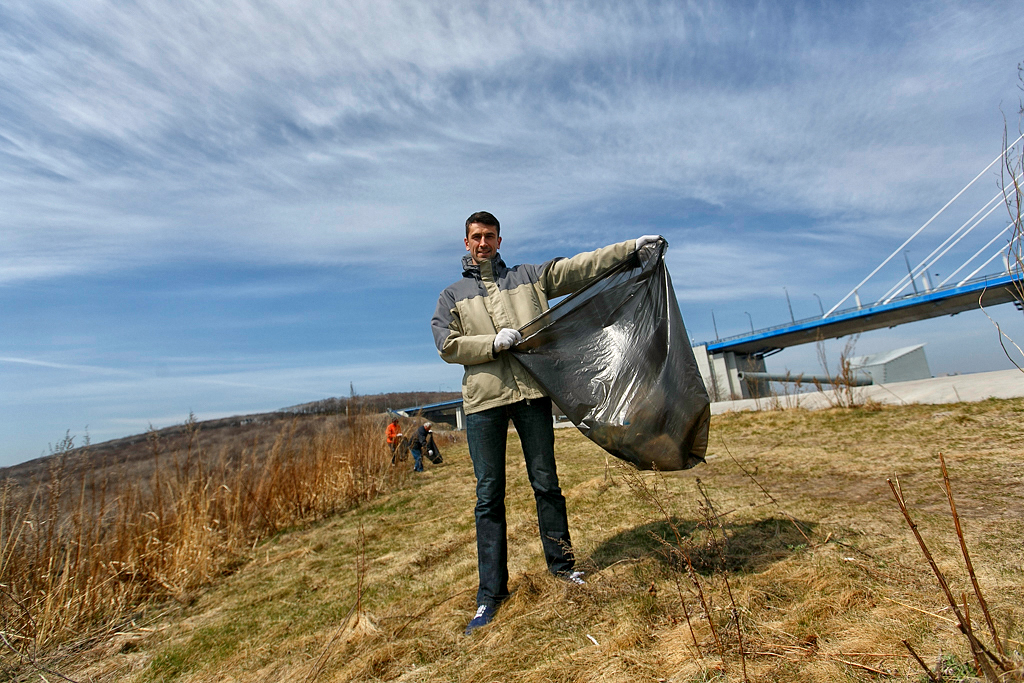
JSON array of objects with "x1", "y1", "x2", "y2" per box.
[
  {"x1": 281, "y1": 390, "x2": 460, "y2": 415},
  {"x1": 0, "y1": 391, "x2": 460, "y2": 490}
]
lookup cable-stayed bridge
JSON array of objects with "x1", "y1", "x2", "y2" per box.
[
  {"x1": 404, "y1": 137, "x2": 1024, "y2": 421},
  {"x1": 696, "y1": 135, "x2": 1024, "y2": 400}
]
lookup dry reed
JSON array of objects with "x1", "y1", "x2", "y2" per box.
[{"x1": 0, "y1": 411, "x2": 411, "y2": 673}]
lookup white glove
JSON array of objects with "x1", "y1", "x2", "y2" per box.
[
  {"x1": 636, "y1": 235, "x2": 664, "y2": 250},
  {"x1": 493, "y1": 328, "x2": 522, "y2": 353}
]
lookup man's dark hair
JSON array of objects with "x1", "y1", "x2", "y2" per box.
[{"x1": 466, "y1": 211, "x2": 500, "y2": 237}]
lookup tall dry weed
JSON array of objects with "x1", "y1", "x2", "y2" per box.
[
  {"x1": 762, "y1": 370, "x2": 807, "y2": 411},
  {"x1": 992, "y1": 67, "x2": 1024, "y2": 371},
  {"x1": 814, "y1": 335, "x2": 864, "y2": 408},
  {"x1": 890, "y1": 455, "x2": 1024, "y2": 682},
  {"x1": 0, "y1": 412, "x2": 409, "y2": 673}
]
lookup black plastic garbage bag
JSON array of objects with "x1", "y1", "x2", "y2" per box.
[
  {"x1": 425, "y1": 436, "x2": 443, "y2": 464},
  {"x1": 512, "y1": 239, "x2": 709, "y2": 471}
]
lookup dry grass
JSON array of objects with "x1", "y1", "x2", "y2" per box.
[
  {"x1": 0, "y1": 412, "x2": 430, "y2": 679},
  {"x1": 8, "y1": 398, "x2": 1024, "y2": 682}
]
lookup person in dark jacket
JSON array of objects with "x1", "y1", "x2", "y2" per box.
[
  {"x1": 410, "y1": 422, "x2": 431, "y2": 473},
  {"x1": 431, "y1": 210, "x2": 659, "y2": 635}
]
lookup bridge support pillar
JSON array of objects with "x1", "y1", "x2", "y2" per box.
[{"x1": 692, "y1": 346, "x2": 767, "y2": 401}]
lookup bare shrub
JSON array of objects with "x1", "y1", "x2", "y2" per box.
[
  {"x1": 813, "y1": 335, "x2": 863, "y2": 408},
  {"x1": 889, "y1": 455, "x2": 1024, "y2": 682},
  {"x1": 619, "y1": 467, "x2": 751, "y2": 681},
  {"x1": 766, "y1": 370, "x2": 805, "y2": 411},
  {"x1": 992, "y1": 65, "x2": 1024, "y2": 371}
]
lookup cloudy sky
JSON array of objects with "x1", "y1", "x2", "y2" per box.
[{"x1": 3, "y1": 0, "x2": 1024, "y2": 466}]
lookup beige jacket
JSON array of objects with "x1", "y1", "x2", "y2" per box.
[{"x1": 431, "y1": 240, "x2": 636, "y2": 414}]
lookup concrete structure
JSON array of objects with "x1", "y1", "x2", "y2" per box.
[
  {"x1": 709, "y1": 368, "x2": 1024, "y2": 415},
  {"x1": 692, "y1": 343, "x2": 933, "y2": 400},
  {"x1": 848, "y1": 344, "x2": 931, "y2": 384},
  {"x1": 693, "y1": 344, "x2": 767, "y2": 402}
]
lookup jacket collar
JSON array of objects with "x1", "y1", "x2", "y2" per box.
[{"x1": 462, "y1": 253, "x2": 506, "y2": 278}]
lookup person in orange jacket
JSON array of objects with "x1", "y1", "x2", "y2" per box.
[{"x1": 386, "y1": 417, "x2": 403, "y2": 464}]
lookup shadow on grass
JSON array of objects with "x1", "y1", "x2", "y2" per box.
[{"x1": 589, "y1": 516, "x2": 816, "y2": 575}]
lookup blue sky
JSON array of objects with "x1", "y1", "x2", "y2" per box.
[{"x1": 3, "y1": 1, "x2": 1024, "y2": 466}]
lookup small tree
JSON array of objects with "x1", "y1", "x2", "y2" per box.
[{"x1": 992, "y1": 63, "x2": 1024, "y2": 371}]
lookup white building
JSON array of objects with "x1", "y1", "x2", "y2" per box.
[{"x1": 848, "y1": 344, "x2": 931, "y2": 384}]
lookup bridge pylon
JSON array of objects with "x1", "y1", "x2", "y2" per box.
[{"x1": 692, "y1": 346, "x2": 767, "y2": 401}]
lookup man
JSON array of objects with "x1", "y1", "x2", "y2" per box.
[
  {"x1": 386, "y1": 417, "x2": 403, "y2": 464},
  {"x1": 409, "y1": 422, "x2": 432, "y2": 473},
  {"x1": 431, "y1": 210, "x2": 660, "y2": 635}
]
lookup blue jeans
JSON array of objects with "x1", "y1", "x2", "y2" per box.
[
  {"x1": 411, "y1": 447, "x2": 424, "y2": 472},
  {"x1": 466, "y1": 397, "x2": 574, "y2": 608}
]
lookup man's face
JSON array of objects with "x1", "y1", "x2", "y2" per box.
[{"x1": 465, "y1": 222, "x2": 501, "y2": 264}]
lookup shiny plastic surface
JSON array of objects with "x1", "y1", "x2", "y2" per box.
[{"x1": 513, "y1": 240, "x2": 709, "y2": 471}]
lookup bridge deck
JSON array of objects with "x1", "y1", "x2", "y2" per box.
[{"x1": 704, "y1": 273, "x2": 1022, "y2": 356}]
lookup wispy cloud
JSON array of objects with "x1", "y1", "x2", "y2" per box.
[
  {"x1": 3, "y1": 0, "x2": 1024, "y2": 464},
  {"x1": 0, "y1": 355, "x2": 136, "y2": 375},
  {"x1": 4, "y1": 1, "x2": 1021, "y2": 282}
]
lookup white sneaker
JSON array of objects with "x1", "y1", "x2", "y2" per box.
[{"x1": 566, "y1": 570, "x2": 585, "y2": 585}]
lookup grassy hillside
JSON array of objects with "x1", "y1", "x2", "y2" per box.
[
  {"x1": 14, "y1": 399, "x2": 1024, "y2": 682},
  {"x1": 0, "y1": 411, "x2": 307, "y2": 491},
  {"x1": 0, "y1": 389, "x2": 461, "y2": 491}
]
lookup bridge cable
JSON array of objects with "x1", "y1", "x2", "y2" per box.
[
  {"x1": 878, "y1": 189, "x2": 1004, "y2": 303},
  {"x1": 941, "y1": 225, "x2": 1013, "y2": 288},
  {"x1": 880, "y1": 185, "x2": 1014, "y2": 304},
  {"x1": 823, "y1": 132, "x2": 1024, "y2": 318},
  {"x1": 957, "y1": 242, "x2": 1013, "y2": 287}
]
